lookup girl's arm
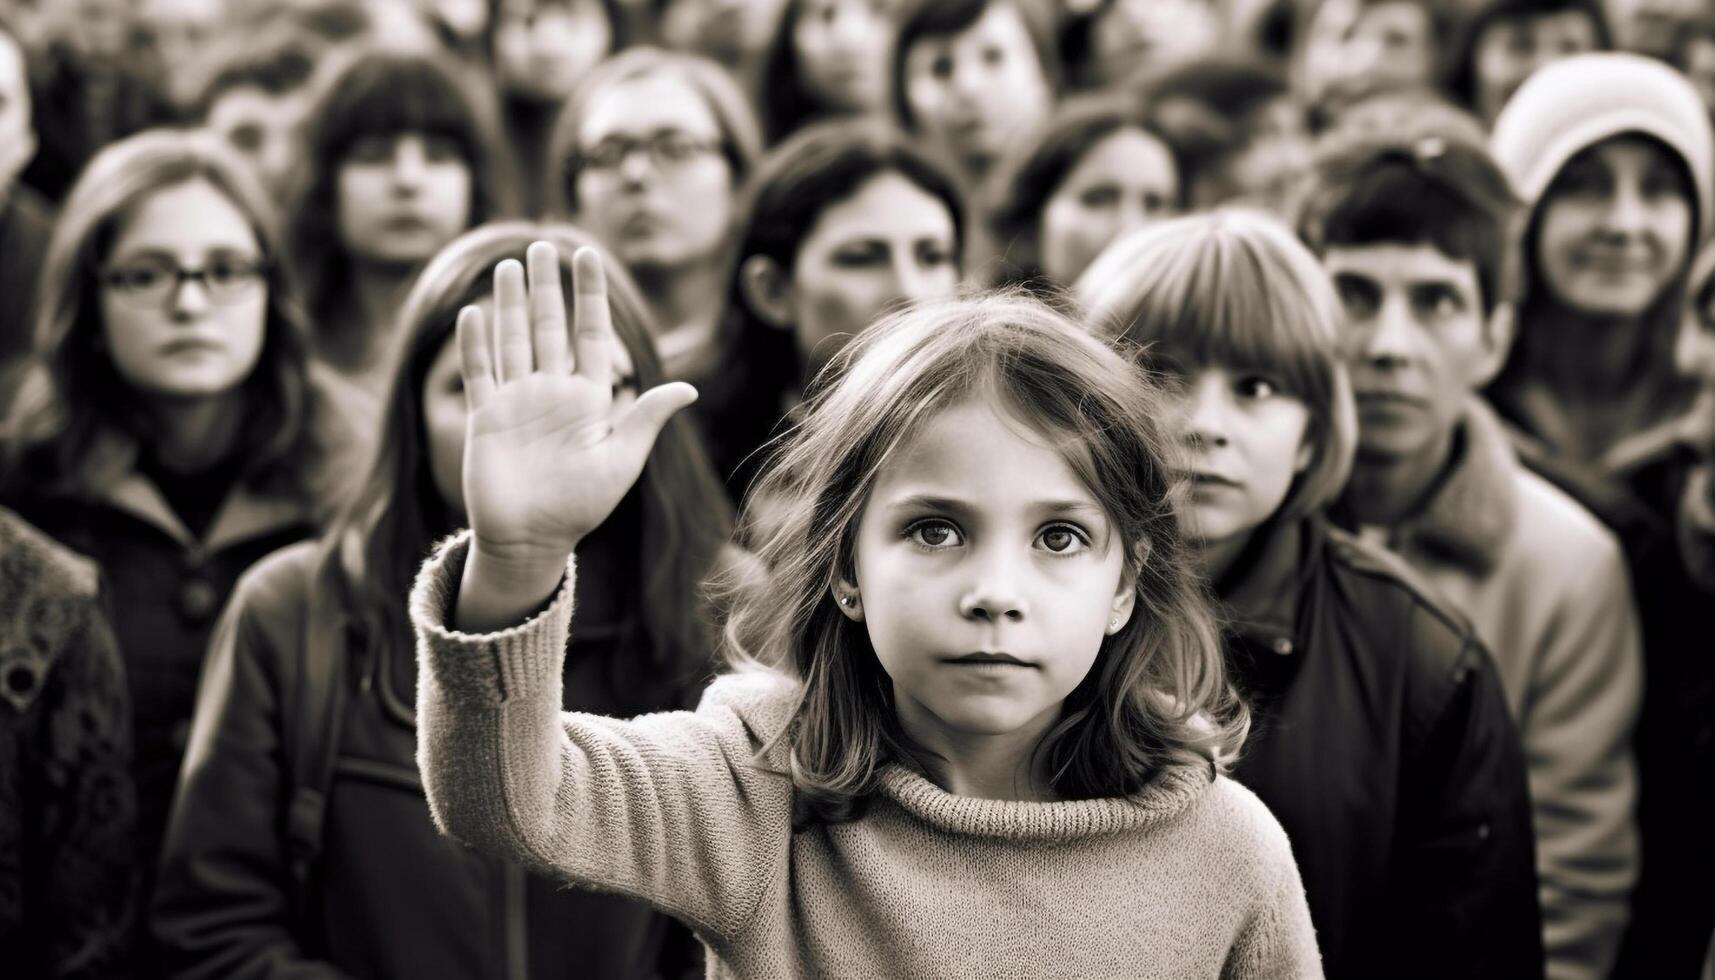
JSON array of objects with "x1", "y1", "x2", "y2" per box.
[
  {"x1": 414, "y1": 532, "x2": 794, "y2": 948},
  {"x1": 416, "y1": 243, "x2": 789, "y2": 946}
]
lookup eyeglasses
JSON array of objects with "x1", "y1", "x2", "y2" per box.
[
  {"x1": 101, "y1": 253, "x2": 269, "y2": 307},
  {"x1": 575, "y1": 131, "x2": 723, "y2": 175}
]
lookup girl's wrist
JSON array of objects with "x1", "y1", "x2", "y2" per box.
[{"x1": 454, "y1": 539, "x2": 573, "y2": 634}]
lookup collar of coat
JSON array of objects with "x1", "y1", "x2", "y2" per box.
[
  {"x1": 93, "y1": 462, "x2": 315, "y2": 554},
  {"x1": 1361, "y1": 397, "x2": 1520, "y2": 577},
  {"x1": 1213, "y1": 516, "x2": 1310, "y2": 656}
]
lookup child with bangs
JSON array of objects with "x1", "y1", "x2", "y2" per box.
[
  {"x1": 406, "y1": 243, "x2": 1321, "y2": 977},
  {"x1": 1075, "y1": 210, "x2": 1541, "y2": 980}
]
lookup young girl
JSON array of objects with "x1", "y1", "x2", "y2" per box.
[
  {"x1": 154, "y1": 223, "x2": 727, "y2": 979},
  {"x1": 547, "y1": 47, "x2": 762, "y2": 380},
  {"x1": 289, "y1": 45, "x2": 512, "y2": 406},
  {"x1": 1489, "y1": 52, "x2": 1715, "y2": 472},
  {"x1": 693, "y1": 118, "x2": 964, "y2": 496},
  {"x1": 989, "y1": 94, "x2": 1182, "y2": 293},
  {"x1": 759, "y1": 0, "x2": 899, "y2": 145},
  {"x1": 409, "y1": 243, "x2": 1321, "y2": 977},
  {"x1": 0, "y1": 128, "x2": 348, "y2": 961},
  {"x1": 1075, "y1": 211, "x2": 1541, "y2": 980}
]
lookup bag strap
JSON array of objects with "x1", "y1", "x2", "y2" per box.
[{"x1": 284, "y1": 538, "x2": 351, "y2": 923}]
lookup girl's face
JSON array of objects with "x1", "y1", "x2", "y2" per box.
[
  {"x1": 206, "y1": 85, "x2": 310, "y2": 199},
  {"x1": 1536, "y1": 136, "x2": 1693, "y2": 318},
  {"x1": 1090, "y1": 0, "x2": 1220, "y2": 84},
  {"x1": 1161, "y1": 360, "x2": 1312, "y2": 552},
  {"x1": 848, "y1": 396, "x2": 1133, "y2": 750},
  {"x1": 1039, "y1": 127, "x2": 1177, "y2": 286},
  {"x1": 337, "y1": 131, "x2": 474, "y2": 267},
  {"x1": 901, "y1": 2, "x2": 1052, "y2": 178},
  {"x1": 495, "y1": 0, "x2": 613, "y2": 101},
  {"x1": 1472, "y1": 12, "x2": 1599, "y2": 123},
  {"x1": 1301, "y1": 0, "x2": 1437, "y2": 101},
  {"x1": 99, "y1": 178, "x2": 269, "y2": 402},
  {"x1": 794, "y1": 0, "x2": 894, "y2": 113},
  {"x1": 422, "y1": 295, "x2": 638, "y2": 514},
  {"x1": 575, "y1": 74, "x2": 736, "y2": 274},
  {"x1": 786, "y1": 172, "x2": 959, "y2": 373}
]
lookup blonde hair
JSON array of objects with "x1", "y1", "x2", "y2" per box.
[
  {"x1": 1075, "y1": 210, "x2": 1357, "y2": 521},
  {"x1": 718, "y1": 291, "x2": 1247, "y2": 824}
]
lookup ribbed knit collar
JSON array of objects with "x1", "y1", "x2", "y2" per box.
[{"x1": 875, "y1": 762, "x2": 1211, "y2": 842}]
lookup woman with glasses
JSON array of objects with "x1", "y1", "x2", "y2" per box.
[
  {"x1": 547, "y1": 47, "x2": 763, "y2": 381},
  {"x1": 0, "y1": 128, "x2": 352, "y2": 969},
  {"x1": 289, "y1": 45, "x2": 513, "y2": 409}
]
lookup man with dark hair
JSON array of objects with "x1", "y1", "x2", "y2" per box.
[
  {"x1": 1300, "y1": 127, "x2": 1644, "y2": 980},
  {"x1": 183, "y1": 26, "x2": 322, "y2": 201}
]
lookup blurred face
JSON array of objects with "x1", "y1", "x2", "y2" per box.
[
  {"x1": 1604, "y1": 0, "x2": 1700, "y2": 60},
  {"x1": 1038, "y1": 128, "x2": 1178, "y2": 285},
  {"x1": 850, "y1": 396, "x2": 1132, "y2": 751},
  {"x1": 1159, "y1": 358, "x2": 1312, "y2": 552},
  {"x1": 1536, "y1": 137, "x2": 1693, "y2": 318},
  {"x1": 337, "y1": 131, "x2": 474, "y2": 267},
  {"x1": 1090, "y1": 0, "x2": 1221, "y2": 84},
  {"x1": 575, "y1": 74, "x2": 736, "y2": 273},
  {"x1": 1327, "y1": 244, "x2": 1493, "y2": 463},
  {"x1": 423, "y1": 294, "x2": 638, "y2": 513},
  {"x1": 1305, "y1": 0, "x2": 1438, "y2": 100},
  {"x1": 786, "y1": 172, "x2": 959, "y2": 372},
  {"x1": 99, "y1": 179, "x2": 269, "y2": 402},
  {"x1": 424, "y1": 0, "x2": 492, "y2": 38},
  {"x1": 143, "y1": 0, "x2": 225, "y2": 72},
  {"x1": 1199, "y1": 97, "x2": 1311, "y2": 209},
  {"x1": 0, "y1": 33, "x2": 35, "y2": 189},
  {"x1": 795, "y1": 0, "x2": 895, "y2": 113},
  {"x1": 206, "y1": 86, "x2": 308, "y2": 199},
  {"x1": 1472, "y1": 13, "x2": 1599, "y2": 123},
  {"x1": 902, "y1": 2, "x2": 1052, "y2": 179},
  {"x1": 59, "y1": 0, "x2": 133, "y2": 59},
  {"x1": 661, "y1": 0, "x2": 790, "y2": 64},
  {"x1": 495, "y1": 0, "x2": 613, "y2": 101}
]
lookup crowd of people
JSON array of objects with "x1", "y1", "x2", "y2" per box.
[{"x1": 0, "y1": 0, "x2": 1711, "y2": 977}]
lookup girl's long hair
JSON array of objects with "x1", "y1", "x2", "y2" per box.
[
  {"x1": 0, "y1": 128, "x2": 342, "y2": 511},
  {"x1": 287, "y1": 43, "x2": 514, "y2": 331},
  {"x1": 717, "y1": 291, "x2": 1247, "y2": 823},
  {"x1": 325, "y1": 222, "x2": 734, "y2": 714}
]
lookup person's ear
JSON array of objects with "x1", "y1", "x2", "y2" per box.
[
  {"x1": 739, "y1": 255, "x2": 795, "y2": 331},
  {"x1": 1294, "y1": 437, "x2": 1314, "y2": 474},
  {"x1": 831, "y1": 578, "x2": 864, "y2": 622},
  {"x1": 1107, "y1": 539, "x2": 1149, "y2": 635},
  {"x1": 1470, "y1": 301, "x2": 1516, "y2": 388}
]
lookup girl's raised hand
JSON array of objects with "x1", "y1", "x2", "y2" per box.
[{"x1": 458, "y1": 242, "x2": 697, "y2": 577}]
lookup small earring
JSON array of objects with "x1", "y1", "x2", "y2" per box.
[
  {"x1": 840, "y1": 595, "x2": 856, "y2": 608},
  {"x1": 1108, "y1": 615, "x2": 1121, "y2": 632}
]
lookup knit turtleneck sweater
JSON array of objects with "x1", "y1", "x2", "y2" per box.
[{"x1": 411, "y1": 531, "x2": 1323, "y2": 979}]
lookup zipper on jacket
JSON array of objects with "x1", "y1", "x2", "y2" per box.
[{"x1": 503, "y1": 860, "x2": 528, "y2": 980}]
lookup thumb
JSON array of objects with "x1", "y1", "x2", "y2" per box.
[{"x1": 613, "y1": 381, "x2": 699, "y2": 458}]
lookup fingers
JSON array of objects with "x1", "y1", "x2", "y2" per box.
[
  {"x1": 456, "y1": 306, "x2": 496, "y2": 410},
  {"x1": 571, "y1": 247, "x2": 613, "y2": 389},
  {"x1": 614, "y1": 382, "x2": 698, "y2": 465},
  {"x1": 494, "y1": 259, "x2": 532, "y2": 382},
  {"x1": 527, "y1": 241, "x2": 570, "y2": 376}
]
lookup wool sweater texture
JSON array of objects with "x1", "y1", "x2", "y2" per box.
[{"x1": 410, "y1": 531, "x2": 1323, "y2": 979}]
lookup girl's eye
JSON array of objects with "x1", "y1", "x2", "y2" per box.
[
  {"x1": 1078, "y1": 185, "x2": 1121, "y2": 209},
  {"x1": 906, "y1": 519, "x2": 963, "y2": 549},
  {"x1": 1037, "y1": 524, "x2": 1089, "y2": 555},
  {"x1": 916, "y1": 240, "x2": 952, "y2": 267},
  {"x1": 1236, "y1": 376, "x2": 1278, "y2": 399},
  {"x1": 831, "y1": 243, "x2": 887, "y2": 267}
]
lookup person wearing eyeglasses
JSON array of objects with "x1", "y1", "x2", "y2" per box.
[
  {"x1": 547, "y1": 47, "x2": 763, "y2": 381},
  {"x1": 0, "y1": 129, "x2": 354, "y2": 974}
]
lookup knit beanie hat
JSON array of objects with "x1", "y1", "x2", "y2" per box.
[{"x1": 1490, "y1": 52, "x2": 1715, "y2": 240}]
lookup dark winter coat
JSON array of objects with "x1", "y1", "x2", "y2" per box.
[
  {"x1": 1217, "y1": 515, "x2": 1545, "y2": 980},
  {"x1": 153, "y1": 536, "x2": 703, "y2": 980}
]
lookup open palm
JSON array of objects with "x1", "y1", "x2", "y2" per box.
[{"x1": 458, "y1": 242, "x2": 696, "y2": 568}]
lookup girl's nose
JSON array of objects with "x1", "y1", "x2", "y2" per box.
[
  {"x1": 957, "y1": 548, "x2": 1029, "y2": 623},
  {"x1": 1181, "y1": 375, "x2": 1233, "y2": 448}
]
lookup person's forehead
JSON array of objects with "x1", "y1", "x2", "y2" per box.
[
  {"x1": 209, "y1": 86, "x2": 305, "y2": 124},
  {"x1": 111, "y1": 179, "x2": 260, "y2": 255},
  {"x1": 913, "y1": 2, "x2": 1032, "y2": 57},
  {"x1": 580, "y1": 74, "x2": 721, "y2": 142},
  {"x1": 1325, "y1": 242, "x2": 1480, "y2": 289},
  {"x1": 807, "y1": 173, "x2": 954, "y2": 242}
]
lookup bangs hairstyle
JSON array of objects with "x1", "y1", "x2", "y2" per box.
[
  {"x1": 328, "y1": 222, "x2": 734, "y2": 712},
  {"x1": 989, "y1": 93, "x2": 1185, "y2": 291},
  {"x1": 288, "y1": 44, "x2": 513, "y2": 323},
  {"x1": 891, "y1": 0, "x2": 1062, "y2": 132},
  {"x1": 1076, "y1": 210, "x2": 1356, "y2": 521},
  {"x1": 547, "y1": 46, "x2": 764, "y2": 215},
  {"x1": 0, "y1": 129, "x2": 340, "y2": 509},
  {"x1": 1297, "y1": 131, "x2": 1522, "y2": 317},
  {"x1": 718, "y1": 292, "x2": 1247, "y2": 824}
]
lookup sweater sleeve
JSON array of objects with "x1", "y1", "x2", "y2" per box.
[
  {"x1": 411, "y1": 531, "x2": 795, "y2": 947},
  {"x1": 1221, "y1": 817, "x2": 1323, "y2": 980},
  {"x1": 1528, "y1": 538, "x2": 1642, "y2": 980}
]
